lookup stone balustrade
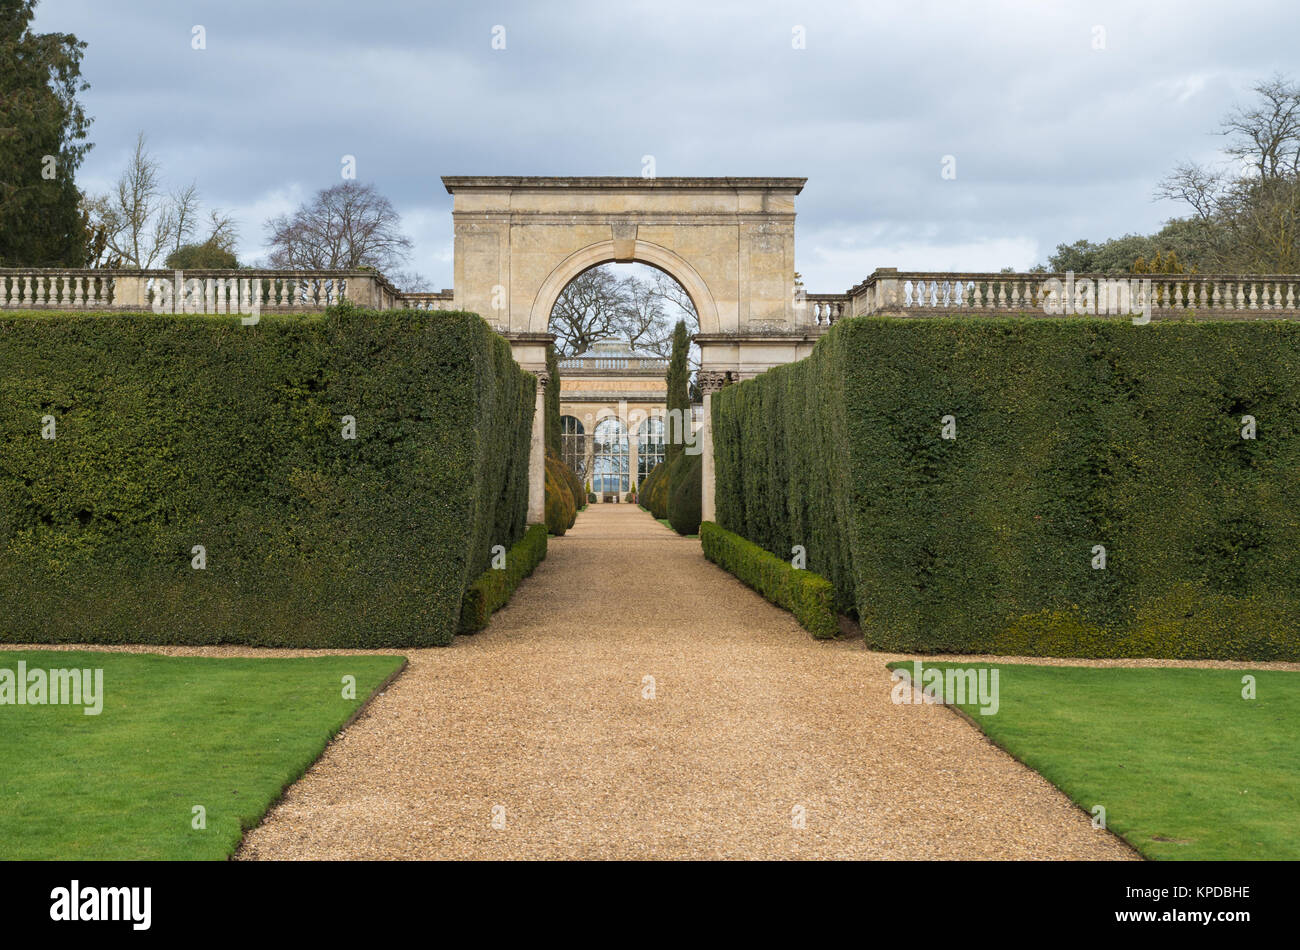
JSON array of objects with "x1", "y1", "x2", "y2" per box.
[
  {"x1": 801, "y1": 293, "x2": 850, "y2": 328},
  {"x1": 836, "y1": 269, "x2": 1300, "y2": 321},
  {"x1": 0, "y1": 268, "x2": 451, "y2": 314},
  {"x1": 9, "y1": 266, "x2": 1300, "y2": 327},
  {"x1": 558, "y1": 355, "x2": 669, "y2": 371},
  {"x1": 398, "y1": 291, "x2": 456, "y2": 311}
]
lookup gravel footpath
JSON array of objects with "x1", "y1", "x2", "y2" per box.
[{"x1": 221, "y1": 504, "x2": 1137, "y2": 860}]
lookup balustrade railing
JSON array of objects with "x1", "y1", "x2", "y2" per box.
[
  {"x1": 558, "y1": 355, "x2": 670, "y2": 371},
  {"x1": 9, "y1": 267, "x2": 1300, "y2": 327},
  {"x1": 838, "y1": 270, "x2": 1300, "y2": 321},
  {"x1": 802, "y1": 293, "x2": 849, "y2": 328},
  {"x1": 399, "y1": 291, "x2": 455, "y2": 311},
  {"x1": 0, "y1": 269, "x2": 450, "y2": 314}
]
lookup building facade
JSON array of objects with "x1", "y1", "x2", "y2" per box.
[{"x1": 557, "y1": 340, "x2": 700, "y2": 502}]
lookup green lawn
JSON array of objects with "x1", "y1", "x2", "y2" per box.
[
  {"x1": 888, "y1": 661, "x2": 1300, "y2": 860},
  {"x1": 0, "y1": 649, "x2": 404, "y2": 859}
]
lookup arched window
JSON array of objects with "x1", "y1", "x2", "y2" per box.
[
  {"x1": 561, "y1": 416, "x2": 586, "y2": 477},
  {"x1": 637, "y1": 417, "x2": 665, "y2": 484},
  {"x1": 591, "y1": 418, "x2": 629, "y2": 495}
]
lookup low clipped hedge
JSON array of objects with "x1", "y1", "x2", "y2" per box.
[
  {"x1": 0, "y1": 305, "x2": 534, "y2": 648},
  {"x1": 701, "y1": 522, "x2": 837, "y2": 638},
  {"x1": 459, "y1": 524, "x2": 548, "y2": 633},
  {"x1": 714, "y1": 316, "x2": 1300, "y2": 660}
]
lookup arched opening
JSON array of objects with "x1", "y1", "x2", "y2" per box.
[
  {"x1": 548, "y1": 262, "x2": 699, "y2": 359},
  {"x1": 529, "y1": 239, "x2": 718, "y2": 336},
  {"x1": 549, "y1": 261, "x2": 701, "y2": 503}
]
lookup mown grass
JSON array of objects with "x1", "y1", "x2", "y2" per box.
[
  {"x1": 0, "y1": 649, "x2": 403, "y2": 859},
  {"x1": 888, "y1": 661, "x2": 1300, "y2": 860}
]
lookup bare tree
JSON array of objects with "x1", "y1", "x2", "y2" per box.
[
  {"x1": 1221, "y1": 73, "x2": 1300, "y2": 181},
  {"x1": 550, "y1": 263, "x2": 701, "y2": 384},
  {"x1": 167, "y1": 181, "x2": 200, "y2": 256},
  {"x1": 549, "y1": 267, "x2": 630, "y2": 355},
  {"x1": 103, "y1": 132, "x2": 167, "y2": 267},
  {"x1": 85, "y1": 132, "x2": 238, "y2": 267},
  {"x1": 1156, "y1": 75, "x2": 1300, "y2": 272},
  {"x1": 264, "y1": 182, "x2": 413, "y2": 272},
  {"x1": 649, "y1": 269, "x2": 697, "y2": 323}
]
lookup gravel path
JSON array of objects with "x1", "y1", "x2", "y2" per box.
[{"x1": 229, "y1": 504, "x2": 1135, "y2": 860}]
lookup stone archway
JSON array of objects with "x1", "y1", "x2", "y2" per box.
[{"x1": 441, "y1": 176, "x2": 815, "y2": 526}]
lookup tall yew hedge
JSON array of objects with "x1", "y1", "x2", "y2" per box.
[
  {"x1": 713, "y1": 317, "x2": 1300, "y2": 660},
  {"x1": 0, "y1": 305, "x2": 534, "y2": 647}
]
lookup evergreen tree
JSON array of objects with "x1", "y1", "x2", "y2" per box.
[
  {"x1": 545, "y1": 342, "x2": 561, "y2": 457},
  {"x1": 0, "y1": 0, "x2": 93, "y2": 266},
  {"x1": 665, "y1": 320, "x2": 690, "y2": 465}
]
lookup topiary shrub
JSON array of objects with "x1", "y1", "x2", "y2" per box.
[
  {"x1": 644, "y1": 460, "x2": 670, "y2": 519},
  {"x1": 639, "y1": 463, "x2": 659, "y2": 511},
  {"x1": 544, "y1": 453, "x2": 576, "y2": 535},
  {"x1": 668, "y1": 450, "x2": 702, "y2": 535},
  {"x1": 563, "y1": 458, "x2": 583, "y2": 511}
]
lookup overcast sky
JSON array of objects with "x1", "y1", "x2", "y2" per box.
[{"x1": 33, "y1": 0, "x2": 1300, "y2": 292}]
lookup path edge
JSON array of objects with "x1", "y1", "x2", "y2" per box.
[{"x1": 229, "y1": 656, "x2": 410, "y2": 861}]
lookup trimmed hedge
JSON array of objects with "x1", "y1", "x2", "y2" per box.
[
  {"x1": 701, "y1": 522, "x2": 837, "y2": 638},
  {"x1": 667, "y1": 450, "x2": 702, "y2": 535},
  {"x1": 0, "y1": 305, "x2": 534, "y2": 648},
  {"x1": 459, "y1": 524, "x2": 548, "y2": 633},
  {"x1": 713, "y1": 317, "x2": 1300, "y2": 660}
]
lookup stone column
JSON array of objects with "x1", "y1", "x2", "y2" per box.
[
  {"x1": 698, "y1": 372, "x2": 726, "y2": 523},
  {"x1": 527, "y1": 371, "x2": 550, "y2": 524},
  {"x1": 583, "y1": 431, "x2": 595, "y2": 501},
  {"x1": 627, "y1": 417, "x2": 638, "y2": 500}
]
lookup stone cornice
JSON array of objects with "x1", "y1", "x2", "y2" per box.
[{"x1": 443, "y1": 176, "x2": 806, "y2": 194}]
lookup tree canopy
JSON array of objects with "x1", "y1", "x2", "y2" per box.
[
  {"x1": 1047, "y1": 74, "x2": 1300, "y2": 275},
  {"x1": 0, "y1": 0, "x2": 92, "y2": 266}
]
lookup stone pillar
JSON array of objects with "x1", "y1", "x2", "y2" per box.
[
  {"x1": 698, "y1": 372, "x2": 726, "y2": 524},
  {"x1": 583, "y1": 432, "x2": 595, "y2": 500},
  {"x1": 113, "y1": 274, "x2": 148, "y2": 310},
  {"x1": 860, "y1": 267, "x2": 899, "y2": 316},
  {"x1": 627, "y1": 417, "x2": 639, "y2": 499},
  {"x1": 527, "y1": 371, "x2": 550, "y2": 524}
]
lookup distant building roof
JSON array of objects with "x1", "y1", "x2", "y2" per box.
[{"x1": 580, "y1": 339, "x2": 663, "y2": 360}]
